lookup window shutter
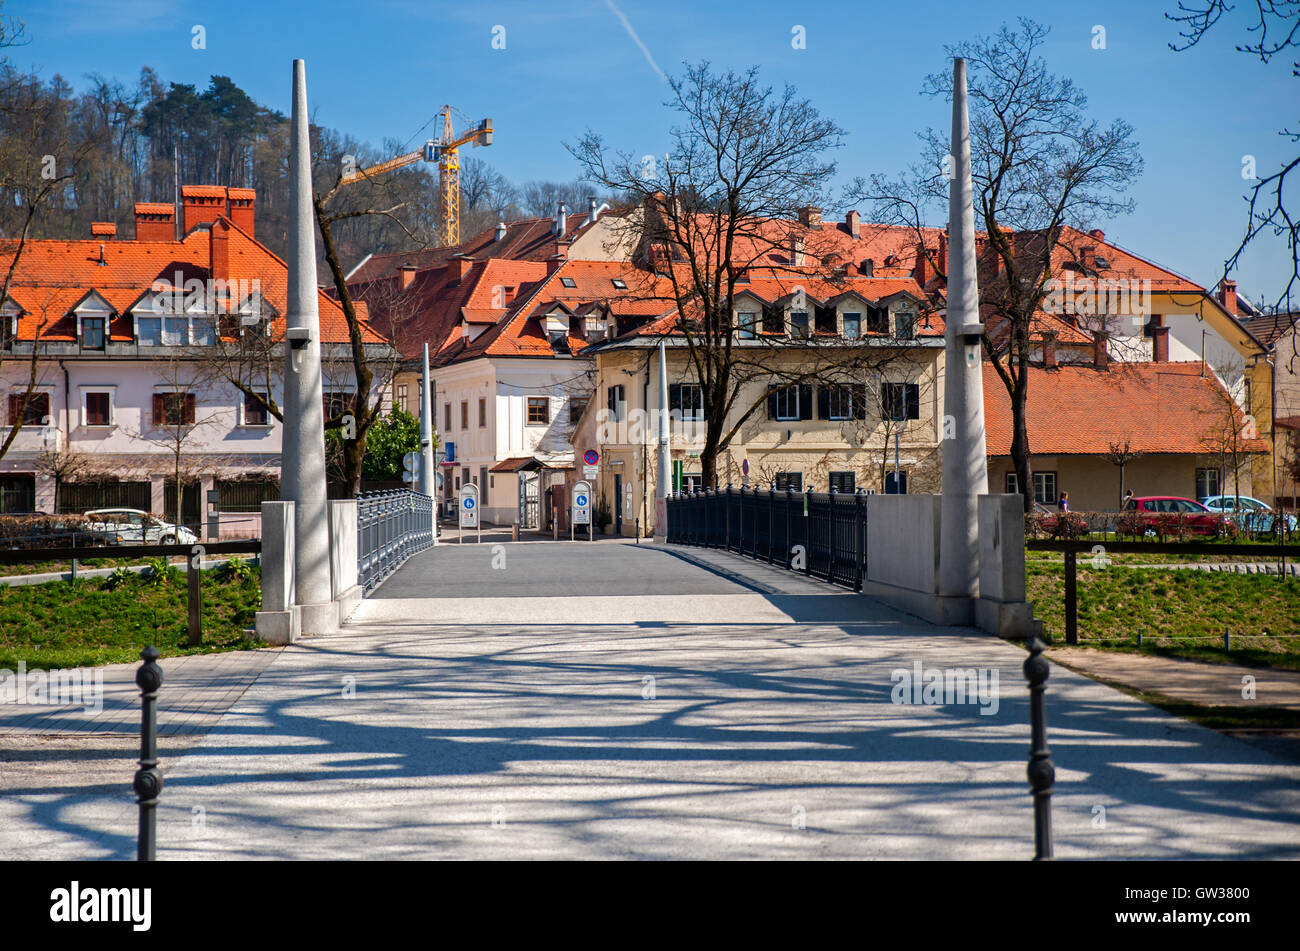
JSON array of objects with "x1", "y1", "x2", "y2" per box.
[
  {"x1": 906, "y1": 384, "x2": 920, "y2": 420},
  {"x1": 816, "y1": 385, "x2": 830, "y2": 421},
  {"x1": 669, "y1": 383, "x2": 682, "y2": 415},
  {"x1": 766, "y1": 386, "x2": 778, "y2": 420},
  {"x1": 152, "y1": 393, "x2": 165, "y2": 427},
  {"x1": 7, "y1": 394, "x2": 19, "y2": 426},
  {"x1": 798, "y1": 384, "x2": 813, "y2": 420},
  {"x1": 184, "y1": 393, "x2": 196, "y2": 424}
]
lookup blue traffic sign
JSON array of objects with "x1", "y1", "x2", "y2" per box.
[
  {"x1": 576, "y1": 494, "x2": 588, "y2": 507},
  {"x1": 463, "y1": 498, "x2": 475, "y2": 509}
]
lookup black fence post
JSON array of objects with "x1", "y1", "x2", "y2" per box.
[
  {"x1": 1024, "y1": 636, "x2": 1055, "y2": 861},
  {"x1": 854, "y1": 488, "x2": 865, "y2": 592},
  {"x1": 1064, "y1": 550, "x2": 1078, "y2": 646},
  {"x1": 134, "y1": 646, "x2": 163, "y2": 862},
  {"x1": 767, "y1": 483, "x2": 775, "y2": 565}
]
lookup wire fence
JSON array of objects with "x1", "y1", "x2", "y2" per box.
[
  {"x1": 357, "y1": 489, "x2": 435, "y2": 592},
  {"x1": 666, "y1": 485, "x2": 868, "y2": 590}
]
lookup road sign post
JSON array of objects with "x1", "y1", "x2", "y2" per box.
[
  {"x1": 459, "y1": 482, "x2": 480, "y2": 544},
  {"x1": 572, "y1": 480, "x2": 592, "y2": 542}
]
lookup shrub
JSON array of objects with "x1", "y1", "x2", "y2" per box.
[
  {"x1": 104, "y1": 566, "x2": 135, "y2": 590},
  {"x1": 144, "y1": 557, "x2": 179, "y2": 587},
  {"x1": 217, "y1": 556, "x2": 254, "y2": 584}
]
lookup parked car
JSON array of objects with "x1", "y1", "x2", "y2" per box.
[
  {"x1": 83, "y1": 508, "x2": 198, "y2": 546},
  {"x1": 1120, "y1": 496, "x2": 1231, "y2": 537},
  {"x1": 1200, "y1": 495, "x2": 1298, "y2": 534}
]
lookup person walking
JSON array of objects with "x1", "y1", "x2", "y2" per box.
[{"x1": 1058, "y1": 491, "x2": 1069, "y2": 512}]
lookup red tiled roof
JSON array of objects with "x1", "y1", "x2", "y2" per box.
[
  {"x1": 983, "y1": 361, "x2": 1270, "y2": 456},
  {"x1": 0, "y1": 215, "x2": 384, "y2": 344},
  {"x1": 1240, "y1": 312, "x2": 1299, "y2": 349}
]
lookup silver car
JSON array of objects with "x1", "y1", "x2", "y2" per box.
[{"x1": 84, "y1": 508, "x2": 199, "y2": 546}]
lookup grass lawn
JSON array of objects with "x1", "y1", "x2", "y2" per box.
[
  {"x1": 0, "y1": 555, "x2": 187, "y2": 578},
  {"x1": 0, "y1": 564, "x2": 264, "y2": 669},
  {"x1": 1026, "y1": 562, "x2": 1300, "y2": 670}
]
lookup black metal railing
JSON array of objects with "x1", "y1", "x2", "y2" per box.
[
  {"x1": 666, "y1": 484, "x2": 868, "y2": 590},
  {"x1": 358, "y1": 489, "x2": 434, "y2": 592}
]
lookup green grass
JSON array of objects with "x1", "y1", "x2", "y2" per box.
[
  {"x1": 1027, "y1": 563, "x2": 1300, "y2": 669},
  {"x1": 0, "y1": 566, "x2": 264, "y2": 669}
]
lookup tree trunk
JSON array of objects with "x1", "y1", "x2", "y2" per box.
[{"x1": 1010, "y1": 373, "x2": 1033, "y2": 513}]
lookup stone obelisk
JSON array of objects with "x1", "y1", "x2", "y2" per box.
[
  {"x1": 420, "y1": 341, "x2": 438, "y2": 545},
  {"x1": 282, "y1": 59, "x2": 334, "y2": 633},
  {"x1": 939, "y1": 57, "x2": 989, "y2": 603}
]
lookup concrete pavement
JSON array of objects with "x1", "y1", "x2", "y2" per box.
[{"x1": 2, "y1": 541, "x2": 1298, "y2": 860}]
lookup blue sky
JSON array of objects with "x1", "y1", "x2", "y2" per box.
[{"x1": 10, "y1": 0, "x2": 1296, "y2": 302}]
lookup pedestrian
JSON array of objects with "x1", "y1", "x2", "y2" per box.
[
  {"x1": 1123, "y1": 489, "x2": 1133, "y2": 507},
  {"x1": 1058, "y1": 491, "x2": 1069, "y2": 512}
]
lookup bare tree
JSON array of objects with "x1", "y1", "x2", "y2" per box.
[
  {"x1": 857, "y1": 19, "x2": 1143, "y2": 511},
  {"x1": 1168, "y1": 1, "x2": 1299, "y2": 312},
  {"x1": 1105, "y1": 439, "x2": 1146, "y2": 508}
]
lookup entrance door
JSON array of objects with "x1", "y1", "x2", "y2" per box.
[
  {"x1": 517, "y1": 472, "x2": 540, "y2": 529},
  {"x1": 614, "y1": 473, "x2": 623, "y2": 534}
]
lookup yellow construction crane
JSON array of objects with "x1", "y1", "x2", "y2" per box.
[{"x1": 336, "y1": 105, "x2": 493, "y2": 248}]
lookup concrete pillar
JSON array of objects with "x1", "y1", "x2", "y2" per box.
[
  {"x1": 975, "y1": 494, "x2": 1043, "y2": 638},
  {"x1": 328, "y1": 499, "x2": 362, "y2": 623},
  {"x1": 420, "y1": 342, "x2": 437, "y2": 545},
  {"x1": 938, "y1": 57, "x2": 989, "y2": 601},
  {"x1": 281, "y1": 59, "x2": 334, "y2": 635},
  {"x1": 255, "y1": 501, "x2": 299, "y2": 644}
]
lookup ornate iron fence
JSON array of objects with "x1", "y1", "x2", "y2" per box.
[
  {"x1": 358, "y1": 489, "x2": 434, "y2": 592},
  {"x1": 666, "y1": 485, "x2": 868, "y2": 591}
]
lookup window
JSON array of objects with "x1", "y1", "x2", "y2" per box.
[
  {"x1": 1196, "y1": 467, "x2": 1221, "y2": 500},
  {"x1": 884, "y1": 470, "x2": 908, "y2": 494},
  {"x1": 153, "y1": 392, "x2": 195, "y2": 427},
  {"x1": 243, "y1": 391, "x2": 269, "y2": 427},
  {"x1": 163, "y1": 316, "x2": 188, "y2": 346},
  {"x1": 829, "y1": 471, "x2": 856, "y2": 493},
  {"x1": 444, "y1": 403, "x2": 452, "y2": 431},
  {"x1": 821, "y1": 384, "x2": 863, "y2": 421},
  {"x1": 460, "y1": 400, "x2": 469, "y2": 429},
  {"x1": 843, "y1": 313, "x2": 861, "y2": 340},
  {"x1": 814, "y1": 306, "x2": 837, "y2": 334},
  {"x1": 762, "y1": 305, "x2": 784, "y2": 334},
  {"x1": 81, "y1": 316, "x2": 106, "y2": 350},
  {"x1": 790, "y1": 311, "x2": 810, "y2": 338},
  {"x1": 881, "y1": 382, "x2": 920, "y2": 421},
  {"x1": 323, "y1": 390, "x2": 349, "y2": 420},
  {"x1": 737, "y1": 311, "x2": 757, "y2": 340},
  {"x1": 560, "y1": 277, "x2": 577, "y2": 288},
  {"x1": 768, "y1": 384, "x2": 812, "y2": 422},
  {"x1": 611, "y1": 278, "x2": 627, "y2": 290},
  {"x1": 136, "y1": 316, "x2": 162, "y2": 346},
  {"x1": 0, "y1": 315, "x2": 15, "y2": 351},
  {"x1": 396, "y1": 384, "x2": 409, "y2": 414},
  {"x1": 1005, "y1": 472, "x2": 1019, "y2": 495},
  {"x1": 569, "y1": 396, "x2": 589, "y2": 425},
  {"x1": 866, "y1": 307, "x2": 888, "y2": 334},
  {"x1": 1033, "y1": 471, "x2": 1057, "y2": 505},
  {"x1": 895, "y1": 309, "x2": 916, "y2": 339},
  {"x1": 669, "y1": 383, "x2": 705, "y2": 421},
  {"x1": 84, "y1": 391, "x2": 113, "y2": 427},
  {"x1": 607, "y1": 384, "x2": 626, "y2": 422},
  {"x1": 7, "y1": 392, "x2": 49, "y2": 426},
  {"x1": 0, "y1": 475, "x2": 35, "y2": 513},
  {"x1": 683, "y1": 473, "x2": 704, "y2": 493},
  {"x1": 527, "y1": 396, "x2": 549, "y2": 425},
  {"x1": 192, "y1": 317, "x2": 216, "y2": 345},
  {"x1": 478, "y1": 398, "x2": 487, "y2": 428},
  {"x1": 774, "y1": 472, "x2": 803, "y2": 492}
]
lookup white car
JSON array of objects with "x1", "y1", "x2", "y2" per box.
[
  {"x1": 1200, "y1": 495, "x2": 1298, "y2": 534},
  {"x1": 83, "y1": 508, "x2": 199, "y2": 546}
]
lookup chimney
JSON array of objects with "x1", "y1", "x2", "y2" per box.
[
  {"x1": 554, "y1": 201, "x2": 567, "y2": 238},
  {"x1": 914, "y1": 243, "x2": 928, "y2": 287},
  {"x1": 1043, "y1": 331, "x2": 1058, "y2": 368},
  {"x1": 398, "y1": 264, "x2": 417, "y2": 291},
  {"x1": 495, "y1": 221, "x2": 507, "y2": 242},
  {"x1": 91, "y1": 221, "x2": 117, "y2": 240},
  {"x1": 134, "y1": 202, "x2": 175, "y2": 242},
  {"x1": 181, "y1": 185, "x2": 227, "y2": 234},
  {"x1": 650, "y1": 245, "x2": 670, "y2": 275},
  {"x1": 587, "y1": 196, "x2": 598, "y2": 225},
  {"x1": 938, "y1": 231, "x2": 948, "y2": 278},
  {"x1": 798, "y1": 206, "x2": 822, "y2": 229},
  {"x1": 1219, "y1": 278, "x2": 1238, "y2": 315},
  {"x1": 546, "y1": 252, "x2": 566, "y2": 278},
  {"x1": 845, "y1": 210, "x2": 860, "y2": 239},
  {"x1": 1093, "y1": 330, "x2": 1110, "y2": 370},
  {"x1": 450, "y1": 254, "x2": 473, "y2": 282},
  {"x1": 1080, "y1": 245, "x2": 1096, "y2": 270},
  {"x1": 1089, "y1": 228, "x2": 1105, "y2": 244},
  {"x1": 860, "y1": 258, "x2": 874, "y2": 278},
  {"x1": 1151, "y1": 324, "x2": 1169, "y2": 362},
  {"x1": 210, "y1": 217, "x2": 231, "y2": 282},
  {"x1": 226, "y1": 187, "x2": 256, "y2": 238},
  {"x1": 790, "y1": 233, "x2": 805, "y2": 267}
]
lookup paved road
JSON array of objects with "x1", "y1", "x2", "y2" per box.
[{"x1": 4, "y1": 541, "x2": 1298, "y2": 860}]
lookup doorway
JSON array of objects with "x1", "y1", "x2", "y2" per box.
[{"x1": 614, "y1": 473, "x2": 623, "y2": 534}]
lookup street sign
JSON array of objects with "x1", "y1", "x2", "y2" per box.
[
  {"x1": 572, "y1": 480, "x2": 592, "y2": 526},
  {"x1": 583, "y1": 465, "x2": 599, "y2": 480},
  {"x1": 403, "y1": 450, "x2": 420, "y2": 483},
  {"x1": 459, "y1": 482, "x2": 479, "y2": 529},
  {"x1": 583, "y1": 449, "x2": 599, "y2": 466},
  {"x1": 741, "y1": 458, "x2": 749, "y2": 476}
]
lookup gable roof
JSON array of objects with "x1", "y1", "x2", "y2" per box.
[{"x1": 982, "y1": 361, "x2": 1269, "y2": 456}]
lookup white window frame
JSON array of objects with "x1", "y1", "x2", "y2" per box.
[
  {"x1": 842, "y1": 313, "x2": 861, "y2": 340},
  {"x1": 239, "y1": 390, "x2": 272, "y2": 428},
  {"x1": 826, "y1": 384, "x2": 853, "y2": 421},
  {"x1": 1033, "y1": 471, "x2": 1057, "y2": 504},
  {"x1": 677, "y1": 383, "x2": 705, "y2": 421},
  {"x1": 737, "y1": 311, "x2": 757, "y2": 340},
  {"x1": 79, "y1": 386, "x2": 117, "y2": 429},
  {"x1": 775, "y1": 387, "x2": 800, "y2": 422}
]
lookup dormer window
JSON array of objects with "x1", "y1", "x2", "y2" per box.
[
  {"x1": 611, "y1": 278, "x2": 627, "y2": 290},
  {"x1": 81, "y1": 316, "x2": 106, "y2": 350},
  {"x1": 560, "y1": 277, "x2": 577, "y2": 289},
  {"x1": 0, "y1": 314, "x2": 16, "y2": 351},
  {"x1": 895, "y1": 309, "x2": 916, "y2": 340}
]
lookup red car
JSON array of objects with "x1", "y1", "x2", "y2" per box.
[{"x1": 1120, "y1": 496, "x2": 1232, "y2": 537}]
